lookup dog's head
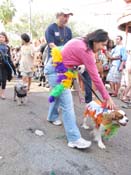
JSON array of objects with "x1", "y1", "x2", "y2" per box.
[
  {"x1": 109, "y1": 110, "x2": 128, "y2": 126},
  {"x1": 15, "y1": 83, "x2": 28, "y2": 95},
  {"x1": 20, "y1": 85, "x2": 27, "y2": 91}
]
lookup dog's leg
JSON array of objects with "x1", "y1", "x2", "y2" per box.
[
  {"x1": 14, "y1": 87, "x2": 17, "y2": 101},
  {"x1": 24, "y1": 96, "x2": 28, "y2": 105},
  {"x1": 93, "y1": 125, "x2": 106, "y2": 149},
  {"x1": 81, "y1": 117, "x2": 90, "y2": 129},
  {"x1": 17, "y1": 98, "x2": 21, "y2": 106},
  {"x1": 21, "y1": 98, "x2": 23, "y2": 104}
]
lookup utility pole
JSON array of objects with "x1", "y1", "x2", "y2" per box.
[{"x1": 29, "y1": 0, "x2": 32, "y2": 39}]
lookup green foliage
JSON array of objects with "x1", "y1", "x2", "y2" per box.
[
  {"x1": 0, "y1": 0, "x2": 16, "y2": 25},
  {"x1": 71, "y1": 22, "x2": 97, "y2": 37},
  {"x1": 5, "y1": 12, "x2": 96, "y2": 46},
  {"x1": 6, "y1": 13, "x2": 55, "y2": 38},
  {"x1": 0, "y1": 0, "x2": 96, "y2": 47}
]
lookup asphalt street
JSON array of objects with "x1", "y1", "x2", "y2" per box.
[{"x1": 0, "y1": 80, "x2": 131, "y2": 175}]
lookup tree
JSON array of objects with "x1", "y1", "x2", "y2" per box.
[
  {"x1": 5, "y1": 13, "x2": 96, "y2": 46},
  {"x1": 6, "y1": 13, "x2": 55, "y2": 38},
  {"x1": 5, "y1": 13, "x2": 55, "y2": 46},
  {"x1": 0, "y1": 0, "x2": 16, "y2": 25}
]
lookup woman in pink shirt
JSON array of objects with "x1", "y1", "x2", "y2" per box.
[
  {"x1": 62, "y1": 29, "x2": 115, "y2": 109},
  {"x1": 44, "y1": 29, "x2": 116, "y2": 150}
]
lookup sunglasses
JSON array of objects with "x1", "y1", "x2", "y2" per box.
[{"x1": 63, "y1": 14, "x2": 70, "y2": 18}]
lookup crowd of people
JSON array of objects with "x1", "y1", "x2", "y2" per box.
[{"x1": 0, "y1": 8, "x2": 131, "y2": 149}]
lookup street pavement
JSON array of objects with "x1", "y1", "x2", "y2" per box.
[{"x1": 0, "y1": 80, "x2": 131, "y2": 175}]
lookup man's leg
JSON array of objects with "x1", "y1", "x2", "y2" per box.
[
  {"x1": 82, "y1": 71, "x2": 92, "y2": 103},
  {"x1": 114, "y1": 83, "x2": 120, "y2": 96},
  {"x1": 1, "y1": 80, "x2": 6, "y2": 99},
  {"x1": 28, "y1": 77, "x2": 32, "y2": 91}
]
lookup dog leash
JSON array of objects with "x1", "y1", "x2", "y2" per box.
[{"x1": 78, "y1": 72, "x2": 103, "y2": 103}]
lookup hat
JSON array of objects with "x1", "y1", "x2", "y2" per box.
[{"x1": 56, "y1": 8, "x2": 73, "y2": 16}]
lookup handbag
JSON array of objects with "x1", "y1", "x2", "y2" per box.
[{"x1": 103, "y1": 62, "x2": 110, "y2": 71}]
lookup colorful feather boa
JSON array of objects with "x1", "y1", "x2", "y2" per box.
[{"x1": 48, "y1": 47, "x2": 77, "y2": 103}]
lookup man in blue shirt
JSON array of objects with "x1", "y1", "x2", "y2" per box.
[
  {"x1": 45, "y1": 8, "x2": 73, "y2": 126},
  {"x1": 45, "y1": 8, "x2": 73, "y2": 60}
]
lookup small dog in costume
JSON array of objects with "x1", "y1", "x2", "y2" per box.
[{"x1": 82, "y1": 101, "x2": 128, "y2": 149}]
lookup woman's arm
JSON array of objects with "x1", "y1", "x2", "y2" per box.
[
  {"x1": 80, "y1": 49, "x2": 116, "y2": 109},
  {"x1": 80, "y1": 49, "x2": 109, "y2": 100}
]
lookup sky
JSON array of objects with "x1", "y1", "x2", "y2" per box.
[
  {"x1": 1, "y1": 0, "x2": 131, "y2": 46},
  {"x1": 10, "y1": 0, "x2": 126, "y2": 34},
  {"x1": 11, "y1": 0, "x2": 125, "y2": 20}
]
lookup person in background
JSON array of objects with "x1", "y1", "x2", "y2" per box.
[
  {"x1": 45, "y1": 8, "x2": 73, "y2": 125},
  {"x1": 122, "y1": 50, "x2": 131, "y2": 103},
  {"x1": 33, "y1": 39, "x2": 41, "y2": 52},
  {"x1": 106, "y1": 39, "x2": 115, "y2": 54},
  {"x1": 103, "y1": 39, "x2": 115, "y2": 70},
  {"x1": 106, "y1": 36, "x2": 127, "y2": 97},
  {"x1": 0, "y1": 32, "x2": 15, "y2": 99},
  {"x1": 13, "y1": 47, "x2": 21, "y2": 78},
  {"x1": 19, "y1": 33, "x2": 34, "y2": 92}
]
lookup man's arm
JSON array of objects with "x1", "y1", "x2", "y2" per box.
[
  {"x1": 45, "y1": 25, "x2": 56, "y2": 48},
  {"x1": 119, "y1": 47, "x2": 127, "y2": 71},
  {"x1": 105, "y1": 51, "x2": 121, "y2": 60}
]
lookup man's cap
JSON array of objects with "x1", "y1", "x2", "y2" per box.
[{"x1": 56, "y1": 8, "x2": 73, "y2": 16}]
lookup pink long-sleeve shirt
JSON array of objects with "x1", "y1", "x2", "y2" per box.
[{"x1": 61, "y1": 38, "x2": 109, "y2": 100}]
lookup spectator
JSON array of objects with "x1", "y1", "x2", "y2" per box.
[
  {"x1": 106, "y1": 36, "x2": 127, "y2": 97},
  {"x1": 0, "y1": 32, "x2": 15, "y2": 99},
  {"x1": 122, "y1": 50, "x2": 131, "y2": 103},
  {"x1": 19, "y1": 33, "x2": 34, "y2": 92}
]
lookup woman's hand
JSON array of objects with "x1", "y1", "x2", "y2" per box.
[{"x1": 105, "y1": 97, "x2": 117, "y2": 110}]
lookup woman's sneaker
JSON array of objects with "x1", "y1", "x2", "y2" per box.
[
  {"x1": 68, "y1": 138, "x2": 92, "y2": 149},
  {"x1": 47, "y1": 119, "x2": 62, "y2": 126},
  {"x1": 52, "y1": 119, "x2": 62, "y2": 126}
]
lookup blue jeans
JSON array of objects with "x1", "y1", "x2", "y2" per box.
[
  {"x1": 82, "y1": 71, "x2": 92, "y2": 103},
  {"x1": 44, "y1": 61, "x2": 81, "y2": 142}
]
